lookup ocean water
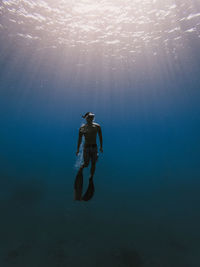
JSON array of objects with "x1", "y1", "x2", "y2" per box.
[{"x1": 0, "y1": 0, "x2": 200, "y2": 266}]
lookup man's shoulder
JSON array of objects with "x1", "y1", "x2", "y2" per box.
[
  {"x1": 79, "y1": 124, "x2": 86, "y2": 132},
  {"x1": 93, "y1": 122, "x2": 100, "y2": 128}
]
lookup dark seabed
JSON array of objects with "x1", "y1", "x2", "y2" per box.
[{"x1": 0, "y1": 0, "x2": 200, "y2": 266}]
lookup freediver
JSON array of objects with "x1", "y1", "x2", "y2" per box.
[{"x1": 74, "y1": 112, "x2": 103, "y2": 201}]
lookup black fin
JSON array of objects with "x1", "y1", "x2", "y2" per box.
[
  {"x1": 82, "y1": 178, "x2": 95, "y2": 201},
  {"x1": 74, "y1": 169, "x2": 83, "y2": 201}
]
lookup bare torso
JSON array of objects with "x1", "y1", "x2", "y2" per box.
[{"x1": 80, "y1": 123, "x2": 100, "y2": 145}]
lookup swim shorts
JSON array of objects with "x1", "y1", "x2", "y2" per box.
[{"x1": 83, "y1": 144, "x2": 98, "y2": 164}]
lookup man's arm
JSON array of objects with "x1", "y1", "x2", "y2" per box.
[
  {"x1": 97, "y1": 126, "x2": 103, "y2": 152},
  {"x1": 76, "y1": 129, "x2": 83, "y2": 155}
]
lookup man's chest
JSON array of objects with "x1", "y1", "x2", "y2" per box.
[{"x1": 83, "y1": 126, "x2": 97, "y2": 135}]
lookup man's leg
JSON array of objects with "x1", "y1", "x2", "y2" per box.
[
  {"x1": 90, "y1": 162, "x2": 96, "y2": 179},
  {"x1": 81, "y1": 148, "x2": 97, "y2": 201},
  {"x1": 79, "y1": 162, "x2": 89, "y2": 172},
  {"x1": 90, "y1": 146, "x2": 98, "y2": 179}
]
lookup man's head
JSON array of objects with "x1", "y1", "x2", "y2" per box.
[{"x1": 82, "y1": 112, "x2": 95, "y2": 123}]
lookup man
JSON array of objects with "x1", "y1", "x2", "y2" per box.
[{"x1": 74, "y1": 112, "x2": 103, "y2": 201}]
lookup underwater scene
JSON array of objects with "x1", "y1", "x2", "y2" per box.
[{"x1": 0, "y1": 0, "x2": 200, "y2": 266}]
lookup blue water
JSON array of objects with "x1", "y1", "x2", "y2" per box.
[{"x1": 1, "y1": 1, "x2": 200, "y2": 266}]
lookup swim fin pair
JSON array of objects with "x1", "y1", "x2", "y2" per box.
[{"x1": 74, "y1": 170, "x2": 95, "y2": 201}]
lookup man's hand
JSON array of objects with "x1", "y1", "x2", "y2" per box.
[
  {"x1": 76, "y1": 150, "x2": 79, "y2": 156},
  {"x1": 100, "y1": 147, "x2": 103, "y2": 153}
]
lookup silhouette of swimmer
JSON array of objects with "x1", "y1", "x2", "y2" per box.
[{"x1": 74, "y1": 112, "x2": 103, "y2": 201}]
